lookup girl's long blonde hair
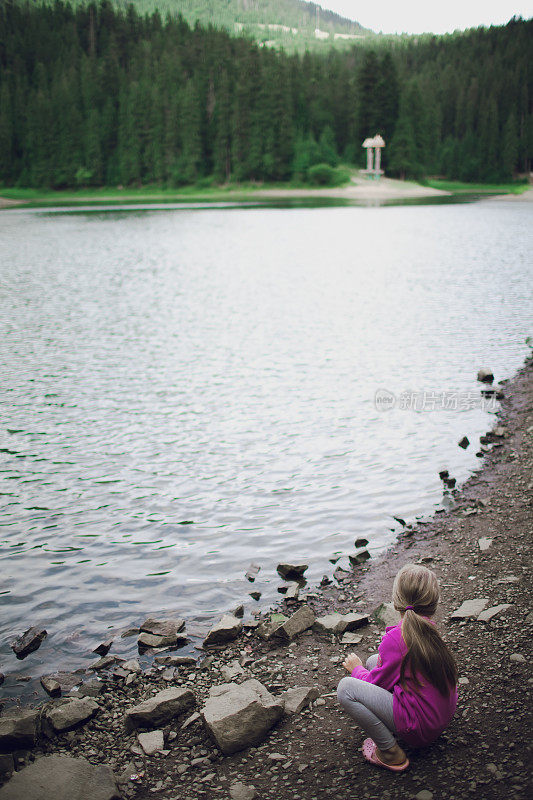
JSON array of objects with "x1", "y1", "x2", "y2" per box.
[{"x1": 392, "y1": 564, "x2": 457, "y2": 696}]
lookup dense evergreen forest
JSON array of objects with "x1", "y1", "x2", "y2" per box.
[
  {"x1": 55, "y1": 0, "x2": 369, "y2": 50},
  {"x1": 0, "y1": 1, "x2": 531, "y2": 188}
]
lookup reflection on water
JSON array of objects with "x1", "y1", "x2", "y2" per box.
[{"x1": 0, "y1": 199, "x2": 531, "y2": 687}]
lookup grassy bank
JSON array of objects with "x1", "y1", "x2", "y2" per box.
[
  {"x1": 424, "y1": 178, "x2": 530, "y2": 194},
  {"x1": 0, "y1": 177, "x2": 528, "y2": 209}
]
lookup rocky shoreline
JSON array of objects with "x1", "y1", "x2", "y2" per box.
[{"x1": 1, "y1": 357, "x2": 531, "y2": 800}]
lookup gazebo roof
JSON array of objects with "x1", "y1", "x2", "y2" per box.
[{"x1": 362, "y1": 134, "x2": 386, "y2": 148}]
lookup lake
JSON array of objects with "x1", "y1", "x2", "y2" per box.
[{"x1": 0, "y1": 197, "x2": 531, "y2": 685}]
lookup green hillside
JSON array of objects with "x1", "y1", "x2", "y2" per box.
[{"x1": 46, "y1": 0, "x2": 371, "y2": 50}]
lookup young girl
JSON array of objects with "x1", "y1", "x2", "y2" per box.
[{"x1": 337, "y1": 563, "x2": 458, "y2": 772}]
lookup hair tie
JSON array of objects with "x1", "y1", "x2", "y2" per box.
[{"x1": 405, "y1": 605, "x2": 414, "y2": 611}]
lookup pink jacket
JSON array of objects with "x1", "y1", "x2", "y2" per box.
[{"x1": 351, "y1": 622, "x2": 457, "y2": 747}]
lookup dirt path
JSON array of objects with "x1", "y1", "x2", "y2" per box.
[{"x1": 4, "y1": 358, "x2": 529, "y2": 799}]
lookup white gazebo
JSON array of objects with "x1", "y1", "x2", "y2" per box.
[{"x1": 362, "y1": 134, "x2": 385, "y2": 179}]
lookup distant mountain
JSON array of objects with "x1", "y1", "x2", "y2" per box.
[{"x1": 69, "y1": 0, "x2": 371, "y2": 49}]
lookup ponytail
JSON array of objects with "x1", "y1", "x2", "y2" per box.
[
  {"x1": 393, "y1": 564, "x2": 458, "y2": 697},
  {"x1": 400, "y1": 609, "x2": 458, "y2": 696}
]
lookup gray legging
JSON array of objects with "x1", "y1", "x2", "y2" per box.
[{"x1": 337, "y1": 655, "x2": 397, "y2": 750}]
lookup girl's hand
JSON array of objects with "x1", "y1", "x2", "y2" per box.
[{"x1": 343, "y1": 652, "x2": 362, "y2": 672}]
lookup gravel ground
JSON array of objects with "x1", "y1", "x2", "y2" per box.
[{"x1": 2, "y1": 358, "x2": 531, "y2": 800}]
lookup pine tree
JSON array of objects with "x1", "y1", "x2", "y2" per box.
[{"x1": 502, "y1": 112, "x2": 518, "y2": 178}]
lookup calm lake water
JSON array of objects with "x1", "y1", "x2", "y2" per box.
[{"x1": 0, "y1": 198, "x2": 531, "y2": 687}]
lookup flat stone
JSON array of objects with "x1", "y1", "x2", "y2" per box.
[
  {"x1": 525, "y1": 611, "x2": 533, "y2": 625},
  {"x1": 121, "y1": 660, "x2": 141, "y2": 673},
  {"x1": 140, "y1": 618, "x2": 185, "y2": 637},
  {"x1": 314, "y1": 612, "x2": 369, "y2": 635},
  {"x1": 284, "y1": 582, "x2": 300, "y2": 600},
  {"x1": 137, "y1": 730, "x2": 164, "y2": 755},
  {"x1": 116, "y1": 761, "x2": 136, "y2": 786},
  {"x1": 341, "y1": 632, "x2": 363, "y2": 645},
  {"x1": 44, "y1": 698, "x2": 98, "y2": 733},
  {"x1": 92, "y1": 639, "x2": 113, "y2": 657},
  {"x1": 229, "y1": 781, "x2": 256, "y2": 800},
  {"x1": 478, "y1": 537, "x2": 493, "y2": 551},
  {"x1": 458, "y1": 436, "x2": 470, "y2": 449},
  {"x1": 124, "y1": 687, "x2": 195, "y2": 732},
  {"x1": 0, "y1": 709, "x2": 40, "y2": 752},
  {"x1": 0, "y1": 755, "x2": 121, "y2": 800},
  {"x1": 415, "y1": 791, "x2": 434, "y2": 800},
  {"x1": 40, "y1": 676, "x2": 61, "y2": 697},
  {"x1": 181, "y1": 711, "x2": 201, "y2": 730},
  {"x1": 276, "y1": 563, "x2": 308, "y2": 580},
  {"x1": 90, "y1": 656, "x2": 117, "y2": 671},
  {"x1": 203, "y1": 615, "x2": 243, "y2": 647},
  {"x1": 451, "y1": 599, "x2": 489, "y2": 619},
  {"x1": 137, "y1": 631, "x2": 187, "y2": 650},
  {"x1": 354, "y1": 537, "x2": 369, "y2": 548},
  {"x1": 220, "y1": 661, "x2": 244, "y2": 681},
  {"x1": 281, "y1": 687, "x2": 319, "y2": 714},
  {"x1": 271, "y1": 605, "x2": 315, "y2": 642},
  {"x1": 201, "y1": 679, "x2": 283, "y2": 755},
  {"x1": 154, "y1": 655, "x2": 196, "y2": 667},
  {"x1": 477, "y1": 604, "x2": 511, "y2": 622},
  {"x1": 76, "y1": 679, "x2": 104, "y2": 698},
  {"x1": 509, "y1": 653, "x2": 526, "y2": 663},
  {"x1": 373, "y1": 603, "x2": 401, "y2": 628},
  {"x1": 11, "y1": 627, "x2": 47, "y2": 659},
  {"x1": 46, "y1": 672, "x2": 84, "y2": 692},
  {"x1": 348, "y1": 549, "x2": 370, "y2": 566}
]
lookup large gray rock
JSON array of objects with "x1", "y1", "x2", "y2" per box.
[
  {"x1": 0, "y1": 755, "x2": 121, "y2": 800},
  {"x1": 281, "y1": 687, "x2": 319, "y2": 714},
  {"x1": 40, "y1": 676, "x2": 61, "y2": 698},
  {"x1": 44, "y1": 698, "x2": 98, "y2": 733},
  {"x1": 124, "y1": 687, "x2": 195, "y2": 732},
  {"x1": 271, "y1": 605, "x2": 315, "y2": 642},
  {"x1": 45, "y1": 672, "x2": 84, "y2": 693},
  {"x1": 314, "y1": 612, "x2": 369, "y2": 634},
  {"x1": 11, "y1": 627, "x2": 47, "y2": 659},
  {"x1": 201, "y1": 679, "x2": 283, "y2": 755},
  {"x1": 137, "y1": 632, "x2": 178, "y2": 649},
  {"x1": 0, "y1": 709, "x2": 40, "y2": 753},
  {"x1": 373, "y1": 603, "x2": 401, "y2": 628},
  {"x1": 140, "y1": 618, "x2": 185, "y2": 638},
  {"x1": 451, "y1": 599, "x2": 489, "y2": 619},
  {"x1": 203, "y1": 615, "x2": 243, "y2": 647},
  {"x1": 137, "y1": 618, "x2": 188, "y2": 649}
]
